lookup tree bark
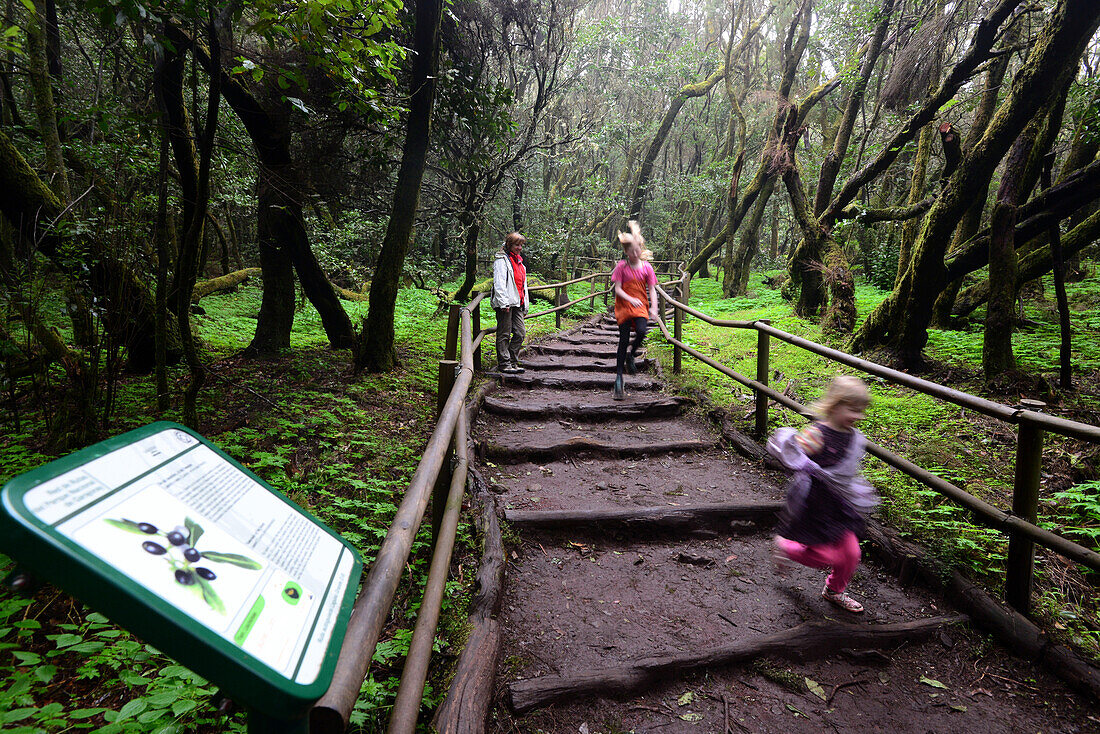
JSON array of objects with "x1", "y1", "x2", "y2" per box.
[
  {"x1": 186, "y1": 29, "x2": 355, "y2": 354},
  {"x1": 813, "y1": 0, "x2": 894, "y2": 217},
  {"x1": 952, "y1": 205, "x2": 1100, "y2": 318},
  {"x1": 852, "y1": 0, "x2": 1100, "y2": 364},
  {"x1": 360, "y1": 0, "x2": 444, "y2": 371},
  {"x1": 931, "y1": 17, "x2": 1017, "y2": 326}
]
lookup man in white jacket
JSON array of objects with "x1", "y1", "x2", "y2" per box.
[{"x1": 491, "y1": 232, "x2": 530, "y2": 373}]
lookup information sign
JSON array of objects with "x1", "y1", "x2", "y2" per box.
[{"x1": 0, "y1": 422, "x2": 362, "y2": 722}]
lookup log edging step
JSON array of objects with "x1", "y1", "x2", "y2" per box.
[{"x1": 505, "y1": 615, "x2": 968, "y2": 714}]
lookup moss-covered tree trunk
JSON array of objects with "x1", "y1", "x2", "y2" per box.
[
  {"x1": 930, "y1": 17, "x2": 1017, "y2": 327},
  {"x1": 984, "y1": 120, "x2": 1042, "y2": 378},
  {"x1": 725, "y1": 176, "x2": 775, "y2": 296},
  {"x1": 853, "y1": 0, "x2": 1100, "y2": 364}
]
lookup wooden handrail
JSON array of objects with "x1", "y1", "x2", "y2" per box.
[
  {"x1": 311, "y1": 306, "x2": 478, "y2": 733},
  {"x1": 387, "y1": 404, "x2": 470, "y2": 733},
  {"x1": 651, "y1": 282, "x2": 1100, "y2": 581}
]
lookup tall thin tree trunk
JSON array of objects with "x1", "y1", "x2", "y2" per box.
[{"x1": 360, "y1": 0, "x2": 443, "y2": 372}]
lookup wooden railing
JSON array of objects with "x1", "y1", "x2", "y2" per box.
[
  {"x1": 309, "y1": 268, "x2": 617, "y2": 733},
  {"x1": 652, "y1": 273, "x2": 1100, "y2": 616}
]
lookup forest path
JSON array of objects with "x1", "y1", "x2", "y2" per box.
[{"x1": 473, "y1": 315, "x2": 1095, "y2": 734}]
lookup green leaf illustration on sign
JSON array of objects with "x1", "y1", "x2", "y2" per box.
[{"x1": 201, "y1": 551, "x2": 263, "y2": 570}]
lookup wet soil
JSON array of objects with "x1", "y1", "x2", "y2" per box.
[{"x1": 475, "y1": 315, "x2": 1100, "y2": 734}]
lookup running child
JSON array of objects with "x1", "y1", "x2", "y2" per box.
[
  {"x1": 610, "y1": 220, "x2": 658, "y2": 400},
  {"x1": 766, "y1": 376, "x2": 879, "y2": 613}
]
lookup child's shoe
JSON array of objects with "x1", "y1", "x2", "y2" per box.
[
  {"x1": 771, "y1": 537, "x2": 792, "y2": 578},
  {"x1": 626, "y1": 354, "x2": 637, "y2": 375},
  {"x1": 821, "y1": 584, "x2": 864, "y2": 613},
  {"x1": 612, "y1": 375, "x2": 625, "y2": 400}
]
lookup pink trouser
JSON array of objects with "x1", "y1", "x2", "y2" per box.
[{"x1": 776, "y1": 531, "x2": 861, "y2": 593}]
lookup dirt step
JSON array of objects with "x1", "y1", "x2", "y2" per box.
[
  {"x1": 495, "y1": 371, "x2": 664, "y2": 391},
  {"x1": 527, "y1": 343, "x2": 644, "y2": 359},
  {"x1": 483, "y1": 391, "x2": 690, "y2": 420},
  {"x1": 482, "y1": 451, "x2": 782, "y2": 511},
  {"x1": 503, "y1": 501, "x2": 784, "y2": 534},
  {"x1": 509, "y1": 355, "x2": 655, "y2": 373},
  {"x1": 496, "y1": 530, "x2": 947, "y2": 690},
  {"x1": 555, "y1": 334, "x2": 624, "y2": 345},
  {"x1": 476, "y1": 417, "x2": 715, "y2": 463}
]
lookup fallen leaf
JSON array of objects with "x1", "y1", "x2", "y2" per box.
[
  {"x1": 677, "y1": 691, "x2": 694, "y2": 706},
  {"x1": 920, "y1": 676, "x2": 948, "y2": 690},
  {"x1": 950, "y1": 704, "x2": 967, "y2": 712},
  {"x1": 879, "y1": 672, "x2": 890, "y2": 684},
  {"x1": 679, "y1": 712, "x2": 703, "y2": 722},
  {"x1": 805, "y1": 678, "x2": 826, "y2": 701}
]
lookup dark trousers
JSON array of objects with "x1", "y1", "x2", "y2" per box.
[
  {"x1": 616, "y1": 316, "x2": 649, "y2": 376},
  {"x1": 495, "y1": 307, "x2": 526, "y2": 368}
]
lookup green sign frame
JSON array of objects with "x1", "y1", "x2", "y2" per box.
[{"x1": 0, "y1": 422, "x2": 362, "y2": 721}]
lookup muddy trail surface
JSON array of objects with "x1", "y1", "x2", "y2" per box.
[{"x1": 470, "y1": 315, "x2": 1098, "y2": 734}]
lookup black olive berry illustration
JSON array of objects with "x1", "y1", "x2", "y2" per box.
[
  {"x1": 142, "y1": 541, "x2": 167, "y2": 555},
  {"x1": 286, "y1": 587, "x2": 299, "y2": 598},
  {"x1": 108, "y1": 515, "x2": 261, "y2": 615}
]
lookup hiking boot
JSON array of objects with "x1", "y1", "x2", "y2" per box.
[
  {"x1": 502, "y1": 365, "x2": 522, "y2": 374},
  {"x1": 612, "y1": 375, "x2": 625, "y2": 401},
  {"x1": 626, "y1": 354, "x2": 637, "y2": 375},
  {"x1": 822, "y1": 584, "x2": 864, "y2": 613}
]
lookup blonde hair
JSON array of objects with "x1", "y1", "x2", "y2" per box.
[
  {"x1": 618, "y1": 220, "x2": 653, "y2": 261},
  {"x1": 812, "y1": 375, "x2": 870, "y2": 419}
]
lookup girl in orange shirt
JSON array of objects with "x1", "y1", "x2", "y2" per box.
[{"x1": 610, "y1": 220, "x2": 658, "y2": 400}]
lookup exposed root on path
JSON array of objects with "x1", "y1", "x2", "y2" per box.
[{"x1": 506, "y1": 615, "x2": 967, "y2": 714}]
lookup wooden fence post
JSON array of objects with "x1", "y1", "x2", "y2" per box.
[
  {"x1": 555, "y1": 286, "x2": 562, "y2": 328},
  {"x1": 1006, "y1": 399, "x2": 1046, "y2": 614},
  {"x1": 444, "y1": 305, "x2": 461, "y2": 361},
  {"x1": 588, "y1": 274, "x2": 597, "y2": 309},
  {"x1": 437, "y1": 360, "x2": 458, "y2": 417},
  {"x1": 471, "y1": 306, "x2": 482, "y2": 372},
  {"x1": 673, "y1": 285, "x2": 682, "y2": 375},
  {"x1": 755, "y1": 321, "x2": 771, "y2": 437},
  {"x1": 603, "y1": 273, "x2": 610, "y2": 307}
]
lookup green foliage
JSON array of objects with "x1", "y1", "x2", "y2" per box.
[
  {"x1": 0, "y1": 585, "x2": 245, "y2": 733},
  {"x1": 1043, "y1": 480, "x2": 1100, "y2": 548}
]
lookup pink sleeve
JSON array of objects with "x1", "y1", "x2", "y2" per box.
[
  {"x1": 645, "y1": 263, "x2": 657, "y2": 285},
  {"x1": 610, "y1": 260, "x2": 626, "y2": 283}
]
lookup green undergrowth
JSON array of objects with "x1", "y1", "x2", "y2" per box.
[
  {"x1": 0, "y1": 280, "x2": 589, "y2": 733},
  {"x1": 652, "y1": 270, "x2": 1100, "y2": 658}
]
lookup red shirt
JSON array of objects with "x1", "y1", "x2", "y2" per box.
[{"x1": 509, "y1": 251, "x2": 526, "y2": 306}]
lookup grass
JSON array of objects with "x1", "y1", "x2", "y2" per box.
[
  {"x1": 0, "y1": 279, "x2": 597, "y2": 733},
  {"x1": 650, "y1": 268, "x2": 1100, "y2": 657}
]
